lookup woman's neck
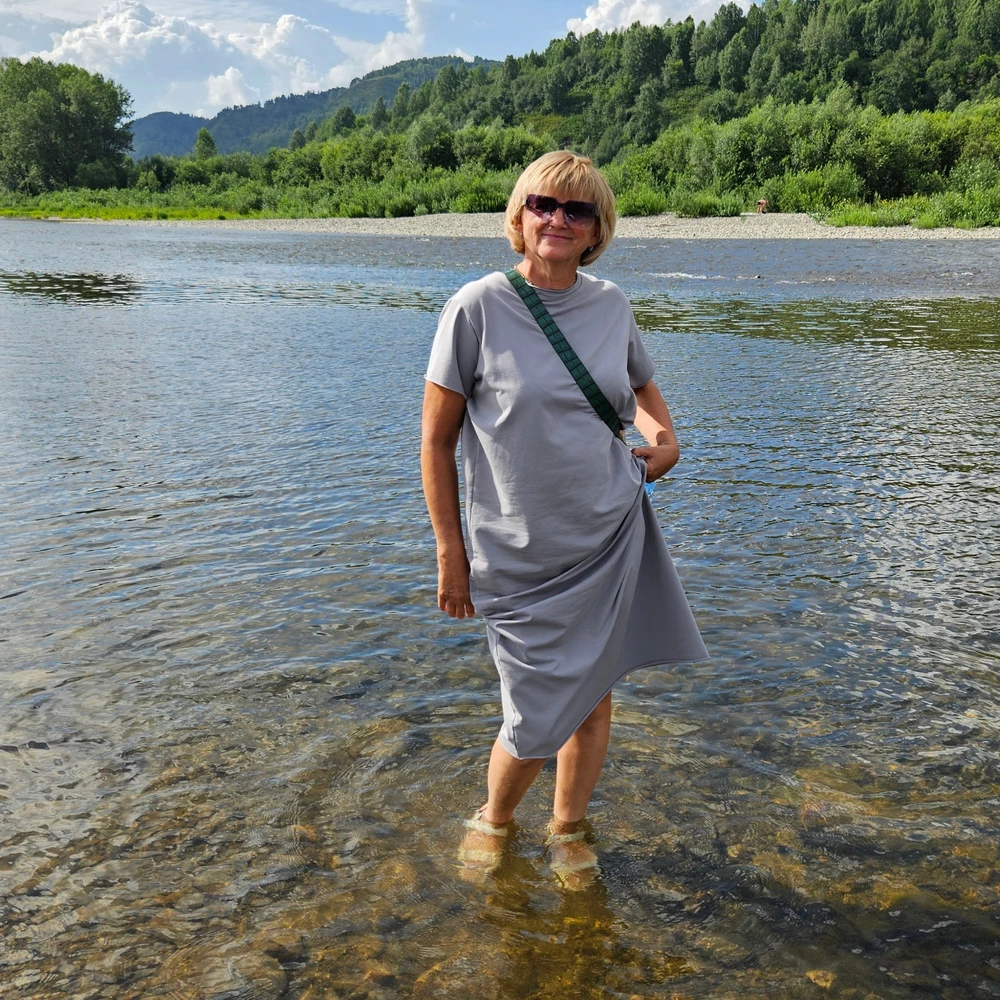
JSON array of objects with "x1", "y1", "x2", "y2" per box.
[{"x1": 516, "y1": 256, "x2": 579, "y2": 290}]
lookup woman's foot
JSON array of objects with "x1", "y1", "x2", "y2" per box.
[
  {"x1": 545, "y1": 819, "x2": 599, "y2": 891},
  {"x1": 457, "y1": 806, "x2": 512, "y2": 882}
]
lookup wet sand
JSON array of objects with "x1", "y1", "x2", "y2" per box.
[{"x1": 40, "y1": 211, "x2": 1000, "y2": 239}]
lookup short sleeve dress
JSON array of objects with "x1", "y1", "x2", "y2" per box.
[{"x1": 426, "y1": 270, "x2": 707, "y2": 759}]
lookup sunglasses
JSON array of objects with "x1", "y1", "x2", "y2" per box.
[{"x1": 524, "y1": 194, "x2": 598, "y2": 226}]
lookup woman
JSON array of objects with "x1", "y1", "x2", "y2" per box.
[{"x1": 421, "y1": 150, "x2": 707, "y2": 887}]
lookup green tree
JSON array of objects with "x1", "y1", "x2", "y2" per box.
[
  {"x1": 370, "y1": 95, "x2": 389, "y2": 130},
  {"x1": 409, "y1": 80, "x2": 433, "y2": 117},
  {"x1": 193, "y1": 126, "x2": 218, "y2": 159},
  {"x1": 719, "y1": 29, "x2": 752, "y2": 92},
  {"x1": 627, "y1": 81, "x2": 665, "y2": 145},
  {"x1": 544, "y1": 65, "x2": 572, "y2": 113},
  {"x1": 330, "y1": 105, "x2": 357, "y2": 134},
  {"x1": 870, "y1": 38, "x2": 930, "y2": 111},
  {"x1": 287, "y1": 127, "x2": 306, "y2": 150},
  {"x1": 320, "y1": 127, "x2": 402, "y2": 183},
  {"x1": 0, "y1": 57, "x2": 131, "y2": 192},
  {"x1": 695, "y1": 52, "x2": 720, "y2": 88},
  {"x1": 407, "y1": 111, "x2": 456, "y2": 168},
  {"x1": 434, "y1": 63, "x2": 460, "y2": 105},
  {"x1": 392, "y1": 82, "x2": 411, "y2": 120},
  {"x1": 622, "y1": 24, "x2": 668, "y2": 83}
]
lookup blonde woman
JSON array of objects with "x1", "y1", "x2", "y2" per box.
[{"x1": 421, "y1": 151, "x2": 706, "y2": 887}]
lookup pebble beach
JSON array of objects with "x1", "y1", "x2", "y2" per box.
[{"x1": 46, "y1": 210, "x2": 1000, "y2": 239}]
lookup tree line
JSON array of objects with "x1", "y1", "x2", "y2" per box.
[{"x1": 3, "y1": 0, "x2": 1000, "y2": 227}]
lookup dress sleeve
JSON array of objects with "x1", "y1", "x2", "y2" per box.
[
  {"x1": 425, "y1": 294, "x2": 481, "y2": 398},
  {"x1": 627, "y1": 309, "x2": 655, "y2": 388}
]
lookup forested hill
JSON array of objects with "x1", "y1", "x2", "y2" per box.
[
  {"x1": 131, "y1": 55, "x2": 497, "y2": 158},
  {"x1": 366, "y1": 0, "x2": 1000, "y2": 162},
  {"x1": 136, "y1": 0, "x2": 1000, "y2": 162}
]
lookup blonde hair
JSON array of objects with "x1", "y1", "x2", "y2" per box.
[{"x1": 504, "y1": 150, "x2": 617, "y2": 267}]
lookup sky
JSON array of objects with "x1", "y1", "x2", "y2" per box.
[{"x1": 0, "y1": 0, "x2": 743, "y2": 119}]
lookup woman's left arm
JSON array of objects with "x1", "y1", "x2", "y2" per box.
[{"x1": 632, "y1": 379, "x2": 680, "y2": 483}]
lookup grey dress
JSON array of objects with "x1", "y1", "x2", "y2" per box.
[{"x1": 426, "y1": 270, "x2": 707, "y2": 759}]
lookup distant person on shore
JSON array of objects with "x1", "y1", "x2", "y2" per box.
[{"x1": 421, "y1": 150, "x2": 707, "y2": 888}]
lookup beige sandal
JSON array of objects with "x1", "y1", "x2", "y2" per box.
[
  {"x1": 545, "y1": 827, "x2": 600, "y2": 890},
  {"x1": 458, "y1": 807, "x2": 511, "y2": 879}
]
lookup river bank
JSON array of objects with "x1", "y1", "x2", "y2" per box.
[{"x1": 18, "y1": 210, "x2": 1000, "y2": 239}]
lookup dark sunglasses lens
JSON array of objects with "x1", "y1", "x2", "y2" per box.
[
  {"x1": 564, "y1": 201, "x2": 597, "y2": 221},
  {"x1": 527, "y1": 195, "x2": 559, "y2": 214}
]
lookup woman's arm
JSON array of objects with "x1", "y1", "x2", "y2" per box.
[
  {"x1": 632, "y1": 379, "x2": 681, "y2": 482},
  {"x1": 421, "y1": 381, "x2": 476, "y2": 619}
]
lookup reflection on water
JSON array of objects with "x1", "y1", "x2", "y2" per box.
[
  {"x1": 0, "y1": 270, "x2": 141, "y2": 304},
  {"x1": 634, "y1": 295, "x2": 1000, "y2": 351},
  {"x1": 1, "y1": 221, "x2": 999, "y2": 1000}
]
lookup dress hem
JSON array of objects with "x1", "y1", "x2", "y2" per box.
[{"x1": 497, "y1": 649, "x2": 711, "y2": 760}]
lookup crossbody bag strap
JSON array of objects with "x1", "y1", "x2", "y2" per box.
[{"x1": 504, "y1": 269, "x2": 624, "y2": 441}]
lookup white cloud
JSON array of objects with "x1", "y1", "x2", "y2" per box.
[
  {"x1": 568, "y1": 0, "x2": 750, "y2": 34},
  {"x1": 205, "y1": 66, "x2": 260, "y2": 110},
  {"x1": 331, "y1": 0, "x2": 425, "y2": 85},
  {"x1": 17, "y1": 0, "x2": 427, "y2": 117}
]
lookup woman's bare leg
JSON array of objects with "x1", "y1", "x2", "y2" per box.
[
  {"x1": 458, "y1": 740, "x2": 545, "y2": 879},
  {"x1": 482, "y1": 739, "x2": 546, "y2": 823},
  {"x1": 545, "y1": 693, "x2": 611, "y2": 888},
  {"x1": 552, "y1": 692, "x2": 612, "y2": 827}
]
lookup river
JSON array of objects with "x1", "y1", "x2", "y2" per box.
[{"x1": 2, "y1": 218, "x2": 999, "y2": 1000}]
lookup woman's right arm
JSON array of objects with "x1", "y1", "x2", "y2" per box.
[{"x1": 421, "y1": 381, "x2": 476, "y2": 619}]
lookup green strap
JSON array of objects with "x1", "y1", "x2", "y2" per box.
[{"x1": 504, "y1": 269, "x2": 624, "y2": 440}]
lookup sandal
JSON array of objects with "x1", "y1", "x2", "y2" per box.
[
  {"x1": 545, "y1": 826, "x2": 600, "y2": 890},
  {"x1": 457, "y1": 806, "x2": 511, "y2": 880}
]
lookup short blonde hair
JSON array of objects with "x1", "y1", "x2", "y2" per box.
[{"x1": 504, "y1": 150, "x2": 617, "y2": 267}]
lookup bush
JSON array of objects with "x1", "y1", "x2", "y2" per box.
[
  {"x1": 383, "y1": 193, "x2": 417, "y2": 217},
  {"x1": 825, "y1": 197, "x2": 926, "y2": 226},
  {"x1": 616, "y1": 185, "x2": 669, "y2": 215},
  {"x1": 670, "y1": 189, "x2": 744, "y2": 216},
  {"x1": 759, "y1": 164, "x2": 864, "y2": 212},
  {"x1": 454, "y1": 125, "x2": 547, "y2": 170},
  {"x1": 949, "y1": 156, "x2": 1000, "y2": 192},
  {"x1": 962, "y1": 184, "x2": 1000, "y2": 224},
  {"x1": 321, "y1": 129, "x2": 402, "y2": 183},
  {"x1": 451, "y1": 174, "x2": 513, "y2": 213},
  {"x1": 407, "y1": 112, "x2": 457, "y2": 169},
  {"x1": 172, "y1": 159, "x2": 208, "y2": 186}
]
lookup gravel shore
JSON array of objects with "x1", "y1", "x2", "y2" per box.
[{"x1": 44, "y1": 211, "x2": 1000, "y2": 239}]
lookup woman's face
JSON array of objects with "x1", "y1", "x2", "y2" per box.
[{"x1": 517, "y1": 188, "x2": 598, "y2": 268}]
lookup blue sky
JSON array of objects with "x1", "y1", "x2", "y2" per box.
[{"x1": 0, "y1": 1, "x2": 736, "y2": 118}]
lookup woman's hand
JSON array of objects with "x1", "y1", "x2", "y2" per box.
[
  {"x1": 632, "y1": 379, "x2": 681, "y2": 482},
  {"x1": 437, "y1": 549, "x2": 476, "y2": 619},
  {"x1": 632, "y1": 442, "x2": 680, "y2": 482}
]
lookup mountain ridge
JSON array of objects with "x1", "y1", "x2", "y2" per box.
[{"x1": 130, "y1": 54, "x2": 497, "y2": 158}]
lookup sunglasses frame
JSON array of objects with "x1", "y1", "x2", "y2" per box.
[{"x1": 524, "y1": 193, "x2": 599, "y2": 226}]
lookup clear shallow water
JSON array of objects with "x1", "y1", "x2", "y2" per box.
[{"x1": 1, "y1": 218, "x2": 999, "y2": 1000}]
